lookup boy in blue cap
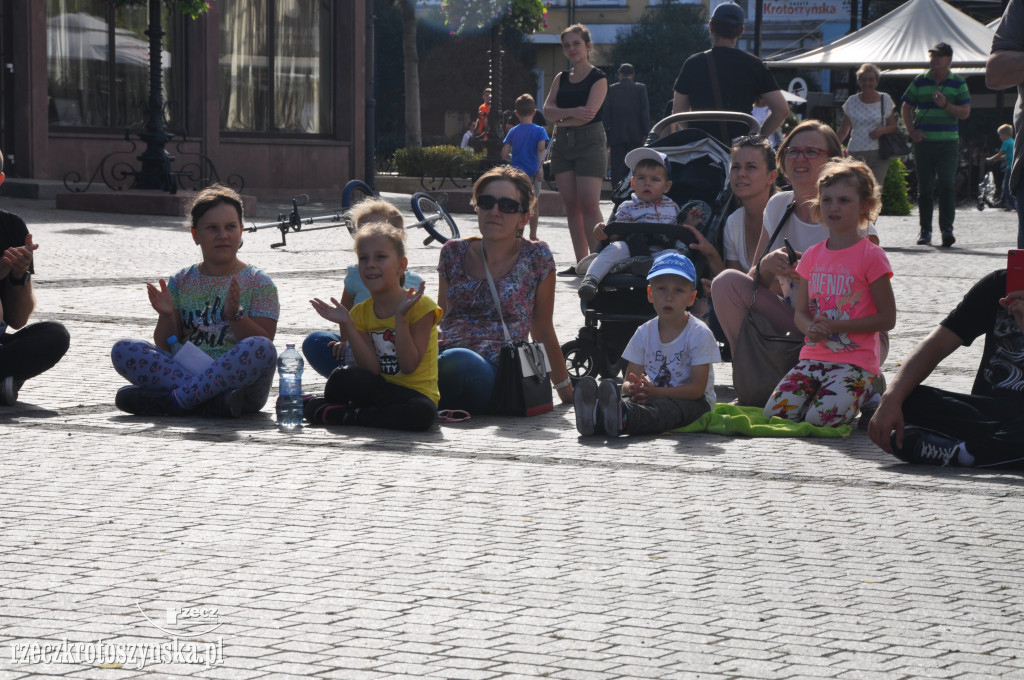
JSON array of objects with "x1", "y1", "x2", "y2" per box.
[{"x1": 574, "y1": 252, "x2": 720, "y2": 436}]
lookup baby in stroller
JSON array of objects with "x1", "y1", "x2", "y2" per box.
[
  {"x1": 561, "y1": 125, "x2": 733, "y2": 385},
  {"x1": 578, "y1": 147, "x2": 710, "y2": 301}
]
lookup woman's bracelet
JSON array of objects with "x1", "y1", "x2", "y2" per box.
[{"x1": 552, "y1": 377, "x2": 572, "y2": 390}]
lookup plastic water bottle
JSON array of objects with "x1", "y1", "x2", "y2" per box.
[{"x1": 277, "y1": 344, "x2": 304, "y2": 429}]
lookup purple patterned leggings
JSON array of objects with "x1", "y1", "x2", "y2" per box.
[{"x1": 111, "y1": 337, "x2": 277, "y2": 412}]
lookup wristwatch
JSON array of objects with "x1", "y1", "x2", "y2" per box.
[
  {"x1": 228, "y1": 306, "x2": 245, "y2": 321},
  {"x1": 9, "y1": 271, "x2": 29, "y2": 286}
]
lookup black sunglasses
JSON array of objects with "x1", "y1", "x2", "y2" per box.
[
  {"x1": 475, "y1": 194, "x2": 528, "y2": 214},
  {"x1": 731, "y1": 134, "x2": 771, "y2": 147}
]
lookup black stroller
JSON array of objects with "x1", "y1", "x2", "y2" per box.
[{"x1": 561, "y1": 112, "x2": 759, "y2": 383}]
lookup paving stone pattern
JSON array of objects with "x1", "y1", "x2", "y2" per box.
[{"x1": 2, "y1": 195, "x2": 1024, "y2": 679}]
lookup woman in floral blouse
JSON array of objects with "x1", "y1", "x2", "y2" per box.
[{"x1": 436, "y1": 166, "x2": 574, "y2": 412}]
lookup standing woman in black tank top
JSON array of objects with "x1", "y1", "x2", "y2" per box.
[{"x1": 542, "y1": 24, "x2": 608, "y2": 268}]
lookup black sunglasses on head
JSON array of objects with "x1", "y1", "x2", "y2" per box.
[
  {"x1": 731, "y1": 134, "x2": 771, "y2": 147},
  {"x1": 475, "y1": 194, "x2": 528, "y2": 214}
]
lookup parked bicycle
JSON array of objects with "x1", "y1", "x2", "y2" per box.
[{"x1": 247, "y1": 180, "x2": 460, "y2": 248}]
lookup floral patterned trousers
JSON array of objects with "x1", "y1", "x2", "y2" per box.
[{"x1": 763, "y1": 360, "x2": 878, "y2": 427}]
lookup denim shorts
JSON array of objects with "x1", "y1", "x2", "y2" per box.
[{"x1": 550, "y1": 122, "x2": 607, "y2": 179}]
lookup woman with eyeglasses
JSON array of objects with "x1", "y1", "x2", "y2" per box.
[
  {"x1": 711, "y1": 121, "x2": 880, "y2": 366},
  {"x1": 836, "y1": 63, "x2": 898, "y2": 186},
  {"x1": 435, "y1": 166, "x2": 574, "y2": 412}
]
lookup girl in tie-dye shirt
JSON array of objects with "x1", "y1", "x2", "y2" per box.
[{"x1": 111, "y1": 185, "x2": 279, "y2": 417}]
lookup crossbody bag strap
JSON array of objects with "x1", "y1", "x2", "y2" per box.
[
  {"x1": 749, "y1": 202, "x2": 798, "y2": 308},
  {"x1": 705, "y1": 50, "x2": 731, "y2": 143},
  {"x1": 480, "y1": 243, "x2": 514, "y2": 345}
]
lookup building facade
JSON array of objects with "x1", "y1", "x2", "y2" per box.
[{"x1": 0, "y1": 1, "x2": 366, "y2": 199}]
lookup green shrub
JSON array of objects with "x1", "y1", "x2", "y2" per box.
[
  {"x1": 881, "y1": 157, "x2": 912, "y2": 216},
  {"x1": 392, "y1": 145, "x2": 483, "y2": 177}
]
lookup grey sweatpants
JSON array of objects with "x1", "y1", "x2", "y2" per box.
[{"x1": 624, "y1": 395, "x2": 711, "y2": 435}]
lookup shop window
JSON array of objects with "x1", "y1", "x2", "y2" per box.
[
  {"x1": 46, "y1": 0, "x2": 179, "y2": 129},
  {"x1": 219, "y1": 0, "x2": 334, "y2": 134}
]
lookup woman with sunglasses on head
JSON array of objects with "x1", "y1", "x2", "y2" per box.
[
  {"x1": 836, "y1": 63, "x2": 898, "y2": 186},
  {"x1": 436, "y1": 166, "x2": 574, "y2": 412},
  {"x1": 710, "y1": 121, "x2": 880, "y2": 356}
]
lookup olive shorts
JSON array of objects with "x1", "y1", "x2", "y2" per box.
[{"x1": 550, "y1": 122, "x2": 607, "y2": 179}]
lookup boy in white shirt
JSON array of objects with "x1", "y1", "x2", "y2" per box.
[{"x1": 574, "y1": 252, "x2": 721, "y2": 436}]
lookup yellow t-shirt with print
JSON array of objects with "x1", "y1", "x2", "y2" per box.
[{"x1": 349, "y1": 294, "x2": 442, "y2": 404}]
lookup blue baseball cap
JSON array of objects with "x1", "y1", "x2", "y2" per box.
[
  {"x1": 711, "y1": 2, "x2": 745, "y2": 26},
  {"x1": 647, "y1": 252, "x2": 696, "y2": 284}
]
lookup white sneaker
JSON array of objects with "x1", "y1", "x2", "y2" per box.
[
  {"x1": 598, "y1": 379, "x2": 624, "y2": 437},
  {"x1": 573, "y1": 376, "x2": 599, "y2": 435}
]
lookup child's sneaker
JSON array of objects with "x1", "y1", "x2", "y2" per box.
[
  {"x1": 890, "y1": 426, "x2": 961, "y2": 466},
  {"x1": 304, "y1": 396, "x2": 351, "y2": 426},
  {"x1": 578, "y1": 276, "x2": 600, "y2": 302},
  {"x1": 573, "y1": 376, "x2": 600, "y2": 435},
  {"x1": 858, "y1": 393, "x2": 881, "y2": 429},
  {"x1": 598, "y1": 379, "x2": 625, "y2": 437}
]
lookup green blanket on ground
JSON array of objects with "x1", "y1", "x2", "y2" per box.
[{"x1": 669, "y1": 403, "x2": 852, "y2": 437}]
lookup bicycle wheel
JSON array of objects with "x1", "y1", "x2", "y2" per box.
[
  {"x1": 411, "y1": 193, "x2": 460, "y2": 245},
  {"x1": 341, "y1": 180, "x2": 376, "y2": 209}
]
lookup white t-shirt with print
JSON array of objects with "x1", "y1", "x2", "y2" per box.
[
  {"x1": 621, "y1": 315, "x2": 721, "y2": 407},
  {"x1": 842, "y1": 92, "x2": 895, "y2": 153}
]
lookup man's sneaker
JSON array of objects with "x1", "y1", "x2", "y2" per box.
[
  {"x1": 573, "y1": 376, "x2": 600, "y2": 435},
  {"x1": 114, "y1": 385, "x2": 182, "y2": 416},
  {"x1": 578, "y1": 276, "x2": 600, "y2": 301},
  {"x1": 197, "y1": 389, "x2": 245, "y2": 418},
  {"x1": 0, "y1": 376, "x2": 18, "y2": 406},
  {"x1": 890, "y1": 426, "x2": 961, "y2": 466},
  {"x1": 916, "y1": 233, "x2": 932, "y2": 245},
  {"x1": 598, "y1": 379, "x2": 624, "y2": 437},
  {"x1": 941, "y1": 233, "x2": 956, "y2": 248}
]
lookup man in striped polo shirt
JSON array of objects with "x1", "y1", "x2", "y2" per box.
[{"x1": 902, "y1": 42, "x2": 972, "y2": 248}]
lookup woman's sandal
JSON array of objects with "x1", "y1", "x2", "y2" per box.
[{"x1": 437, "y1": 409, "x2": 471, "y2": 423}]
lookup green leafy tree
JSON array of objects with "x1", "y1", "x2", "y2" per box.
[{"x1": 607, "y1": 1, "x2": 710, "y2": 119}]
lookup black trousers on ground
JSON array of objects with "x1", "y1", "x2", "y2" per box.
[
  {"x1": 625, "y1": 395, "x2": 710, "y2": 435},
  {"x1": 0, "y1": 321, "x2": 70, "y2": 384},
  {"x1": 903, "y1": 385, "x2": 1024, "y2": 467},
  {"x1": 325, "y1": 365, "x2": 437, "y2": 431},
  {"x1": 609, "y1": 143, "x2": 632, "y2": 191}
]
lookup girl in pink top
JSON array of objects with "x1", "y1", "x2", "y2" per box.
[{"x1": 764, "y1": 158, "x2": 896, "y2": 427}]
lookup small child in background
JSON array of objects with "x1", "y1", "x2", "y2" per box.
[
  {"x1": 502, "y1": 93, "x2": 550, "y2": 240},
  {"x1": 574, "y1": 252, "x2": 720, "y2": 437},
  {"x1": 301, "y1": 199, "x2": 424, "y2": 379},
  {"x1": 764, "y1": 157, "x2": 895, "y2": 427},
  {"x1": 305, "y1": 222, "x2": 441, "y2": 431},
  {"x1": 577, "y1": 147, "x2": 709, "y2": 301},
  {"x1": 987, "y1": 123, "x2": 1016, "y2": 210}
]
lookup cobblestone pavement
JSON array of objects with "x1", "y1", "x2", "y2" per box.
[{"x1": 2, "y1": 192, "x2": 1023, "y2": 679}]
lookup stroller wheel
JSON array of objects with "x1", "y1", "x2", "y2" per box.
[
  {"x1": 562, "y1": 339, "x2": 609, "y2": 385},
  {"x1": 977, "y1": 203, "x2": 986, "y2": 211}
]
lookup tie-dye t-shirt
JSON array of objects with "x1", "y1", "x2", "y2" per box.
[{"x1": 168, "y1": 264, "x2": 280, "y2": 359}]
